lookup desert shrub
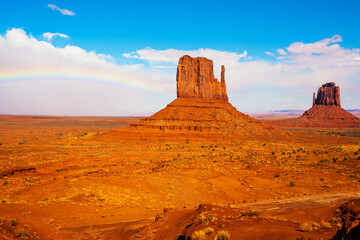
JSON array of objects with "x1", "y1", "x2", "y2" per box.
[
  {"x1": 15, "y1": 229, "x2": 30, "y2": 238},
  {"x1": 203, "y1": 227, "x2": 214, "y2": 235},
  {"x1": 191, "y1": 227, "x2": 214, "y2": 240},
  {"x1": 319, "y1": 221, "x2": 332, "y2": 228},
  {"x1": 299, "y1": 222, "x2": 314, "y2": 232},
  {"x1": 132, "y1": 233, "x2": 141, "y2": 238},
  {"x1": 9, "y1": 219, "x2": 17, "y2": 226},
  {"x1": 22, "y1": 211, "x2": 32, "y2": 217},
  {"x1": 239, "y1": 210, "x2": 258, "y2": 217},
  {"x1": 198, "y1": 213, "x2": 215, "y2": 223},
  {"x1": 214, "y1": 230, "x2": 230, "y2": 240},
  {"x1": 191, "y1": 230, "x2": 206, "y2": 240},
  {"x1": 289, "y1": 181, "x2": 296, "y2": 186},
  {"x1": 299, "y1": 221, "x2": 331, "y2": 232}
]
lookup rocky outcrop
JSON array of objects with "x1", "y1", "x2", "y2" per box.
[
  {"x1": 333, "y1": 199, "x2": 360, "y2": 240},
  {"x1": 313, "y1": 82, "x2": 341, "y2": 107},
  {"x1": 176, "y1": 55, "x2": 228, "y2": 101}
]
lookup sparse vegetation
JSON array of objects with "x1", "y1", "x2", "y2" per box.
[
  {"x1": 289, "y1": 181, "x2": 296, "y2": 187},
  {"x1": 214, "y1": 230, "x2": 230, "y2": 240},
  {"x1": 191, "y1": 230, "x2": 205, "y2": 240},
  {"x1": 15, "y1": 229, "x2": 30, "y2": 239},
  {"x1": 198, "y1": 213, "x2": 216, "y2": 223},
  {"x1": 299, "y1": 221, "x2": 332, "y2": 232},
  {"x1": 1, "y1": 116, "x2": 360, "y2": 238},
  {"x1": 203, "y1": 227, "x2": 214, "y2": 235},
  {"x1": 191, "y1": 227, "x2": 214, "y2": 240},
  {"x1": 9, "y1": 219, "x2": 17, "y2": 226},
  {"x1": 239, "y1": 210, "x2": 258, "y2": 217}
]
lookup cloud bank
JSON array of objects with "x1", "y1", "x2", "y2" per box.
[
  {"x1": 0, "y1": 28, "x2": 174, "y2": 115},
  {"x1": 47, "y1": 4, "x2": 75, "y2": 16},
  {"x1": 125, "y1": 36, "x2": 360, "y2": 90},
  {"x1": 1, "y1": 27, "x2": 360, "y2": 115}
]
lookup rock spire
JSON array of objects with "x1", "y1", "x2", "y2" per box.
[
  {"x1": 176, "y1": 55, "x2": 228, "y2": 101},
  {"x1": 313, "y1": 82, "x2": 341, "y2": 107}
]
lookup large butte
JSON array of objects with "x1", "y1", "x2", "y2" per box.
[{"x1": 131, "y1": 55, "x2": 282, "y2": 137}]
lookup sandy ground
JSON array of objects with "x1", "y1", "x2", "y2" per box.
[{"x1": 0, "y1": 115, "x2": 359, "y2": 239}]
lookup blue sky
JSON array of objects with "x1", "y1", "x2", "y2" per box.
[{"x1": 0, "y1": 0, "x2": 360, "y2": 115}]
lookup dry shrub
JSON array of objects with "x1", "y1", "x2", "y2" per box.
[
  {"x1": 191, "y1": 230, "x2": 206, "y2": 240},
  {"x1": 299, "y1": 222, "x2": 314, "y2": 232},
  {"x1": 191, "y1": 227, "x2": 214, "y2": 240},
  {"x1": 319, "y1": 221, "x2": 332, "y2": 228},
  {"x1": 15, "y1": 229, "x2": 30, "y2": 239},
  {"x1": 299, "y1": 221, "x2": 332, "y2": 232},
  {"x1": 215, "y1": 230, "x2": 230, "y2": 240},
  {"x1": 203, "y1": 227, "x2": 214, "y2": 235},
  {"x1": 239, "y1": 210, "x2": 258, "y2": 217},
  {"x1": 198, "y1": 213, "x2": 216, "y2": 223}
]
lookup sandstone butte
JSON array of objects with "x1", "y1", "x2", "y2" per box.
[
  {"x1": 131, "y1": 55, "x2": 281, "y2": 137},
  {"x1": 264, "y1": 82, "x2": 360, "y2": 128}
]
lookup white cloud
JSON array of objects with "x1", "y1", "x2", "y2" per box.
[
  {"x1": 0, "y1": 28, "x2": 172, "y2": 92},
  {"x1": 277, "y1": 48, "x2": 286, "y2": 55},
  {"x1": 43, "y1": 32, "x2": 69, "y2": 41},
  {"x1": 265, "y1": 51, "x2": 274, "y2": 56},
  {"x1": 48, "y1": 4, "x2": 75, "y2": 16},
  {"x1": 123, "y1": 36, "x2": 360, "y2": 110},
  {"x1": 0, "y1": 28, "x2": 175, "y2": 115},
  {"x1": 124, "y1": 47, "x2": 247, "y2": 66},
  {"x1": 286, "y1": 35, "x2": 342, "y2": 55},
  {"x1": 1, "y1": 28, "x2": 360, "y2": 115}
]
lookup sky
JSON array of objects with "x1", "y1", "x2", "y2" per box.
[{"x1": 0, "y1": 0, "x2": 360, "y2": 116}]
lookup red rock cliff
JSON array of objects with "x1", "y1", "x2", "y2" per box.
[
  {"x1": 314, "y1": 82, "x2": 341, "y2": 107},
  {"x1": 176, "y1": 55, "x2": 228, "y2": 101}
]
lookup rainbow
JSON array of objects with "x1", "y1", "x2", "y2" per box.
[{"x1": 0, "y1": 70, "x2": 167, "y2": 93}]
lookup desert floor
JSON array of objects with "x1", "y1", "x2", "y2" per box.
[{"x1": 0, "y1": 115, "x2": 359, "y2": 239}]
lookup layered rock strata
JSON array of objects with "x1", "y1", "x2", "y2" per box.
[
  {"x1": 313, "y1": 82, "x2": 341, "y2": 107},
  {"x1": 177, "y1": 55, "x2": 228, "y2": 101}
]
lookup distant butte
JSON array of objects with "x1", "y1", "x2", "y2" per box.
[
  {"x1": 263, "y1": 82, "x2": 360, "y2": 128},
  {"x1": 131, "y1": 55, "x2": 281, "y2": 137}
]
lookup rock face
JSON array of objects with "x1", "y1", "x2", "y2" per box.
[
  {"x1": 333, "y1": 199, "x2": 360, "y2": 240},
  {"x1": 177, "y1": 55, "x2": 228, "y2": 101},
  {"x1": 262, "y1": 82, "x2": 360, "y2": 128},
  {"x1": 313, "y1": 82, "x2": 341, "y2": 107},
  {"x1": 131, "y1": 55, "x2": 281, "y2": 137}
]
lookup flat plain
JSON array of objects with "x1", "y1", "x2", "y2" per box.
[{"x1": 0, "y1": 115, "x2": 359, "y2": 239}]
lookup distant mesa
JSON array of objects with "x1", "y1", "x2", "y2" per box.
[
  {"x1": 263, "y1": 82, "x2": 360, "y2": 129},
  {"x1": 131, "y1": 55, "x2": 281, "y2": 137}
]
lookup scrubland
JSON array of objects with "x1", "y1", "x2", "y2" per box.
[{"x1": 0, "y1": 115, "x2": 359, "y2": 239}]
